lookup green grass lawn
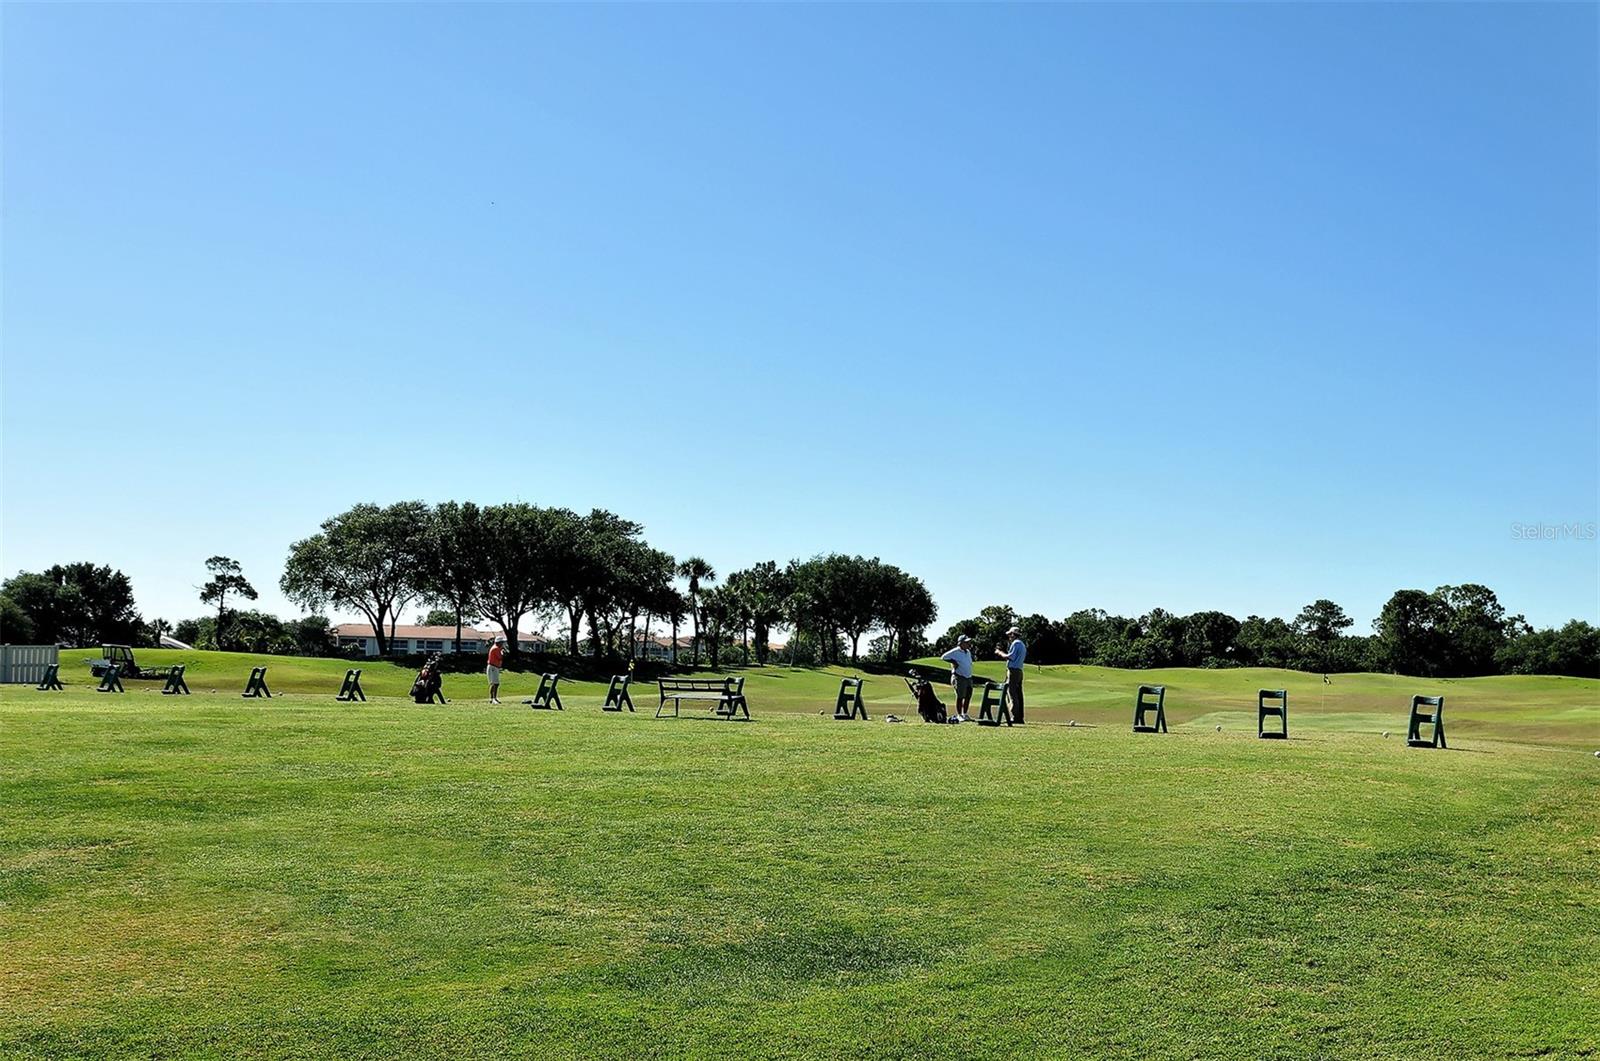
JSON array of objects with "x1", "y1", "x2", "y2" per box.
[
  {"x1": 3, "y1": 652, "x2": 1597, "y2": 1058},
  {"x1": 47, "y1": 646, "x2": 1600, "y2": 747}
]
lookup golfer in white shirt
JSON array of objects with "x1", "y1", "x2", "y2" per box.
[{"x1": 940, "y1": 634, "x2": 977, "y2": 722}]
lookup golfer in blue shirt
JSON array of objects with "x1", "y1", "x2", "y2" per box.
[{"x1": 995, "y1": 626, "x2": 1026, "y2": 723}]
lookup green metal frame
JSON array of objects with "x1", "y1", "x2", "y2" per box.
[
  {"x1": 603, "y1": 674, "x2": 635, "y2": 712},
  {"x1": 242, "y1": 666, "x2": 272, "y2": 698},
  {"x1": 1257, "y1": 688, "x2": 1287, "y2": 739},
  {"x1": 161, "y1": 665, "x2": 191, "y2": 695},
  {"x1": 1133, "y1": 684, "x2": 1167, "y2": 733},
  {"x1": 976, "y1": 680, "x2": 1013, "y2": 726},
  {"x1": 37, "y1": 663, "x2": 64, "y2": 691},
  {"x1": 834, "y1": 677, "x2": 867, "y2": 720},
  {"x1": 526, "y1": 673, "x2": 564, "y2": 710},
  {"x1": 96, "y1": 663, "x2": 124, "y2": 694},
  {"x1": 716, "y1": 676, "x2": 750, "y2": 720},
  {"x1": 1407, "y1": 695, "x2": 1446, "y2": 748},
  {"x1": 337, "y1": 668, "x2": 366, "y2": 702}
]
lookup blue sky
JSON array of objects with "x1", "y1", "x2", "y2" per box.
[{"x1": 3, "y1": 3, "x2": 1595, "y2": 635}]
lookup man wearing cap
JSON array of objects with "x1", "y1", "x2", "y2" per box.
[
  {"x1": 486, "y1": 636, "x2": 506, "y2": 705},
  {"x1": 940, "y1": 634, "x2": 976, "y2": 722},
  {"x1": 996, "y1": 626, "x2": 1026, "y2": 723}
]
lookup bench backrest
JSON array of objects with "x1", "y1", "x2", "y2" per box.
[
  {"x1": 659, "y1": 677, "x2": 739, "y2": 693},
  {"x1": 1258, "y1": 688, "x2": 1286, "y2": 707}
]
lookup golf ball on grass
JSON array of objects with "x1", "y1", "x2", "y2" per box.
[
  {"x1": 1382, "y1": 731, "x2": 1390, "y2": 738},
  {"x1": 1216, "y1": 724, "x2": 1223, "y2": 732}
]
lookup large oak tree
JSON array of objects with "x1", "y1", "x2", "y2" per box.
[{"x1": 280, "y1": 501, "x2": 430, "y2": 656}]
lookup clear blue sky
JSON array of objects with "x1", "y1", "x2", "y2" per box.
[{"x1": 3, "y1": 3, "x2": 1596, "y2": 635}]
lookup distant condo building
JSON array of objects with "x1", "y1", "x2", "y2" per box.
[{"x1": 332, "y1": 623, "x2": 553, "y2": 657}]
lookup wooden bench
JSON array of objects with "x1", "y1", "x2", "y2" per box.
[
  {"x1": 36, "y1": 663, "x2": 64, "y2": 691},
  {"x1": 657, "y1": 676, "x2": 749, "y2": 721}
]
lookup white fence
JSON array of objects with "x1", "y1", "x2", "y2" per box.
[{"x1": 0, "y1": 645, "x2": 60, "y2": 684}]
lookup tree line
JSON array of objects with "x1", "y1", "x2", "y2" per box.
[
  {"x1": 4, "y1": 534, "x2": 1593, "y2": 679},
  {"x1": 0, "y1": 557, "x2": 334, "y2": 657},
  {"x1": 0, "y1": 563, "x2": 143, "y2": 647},
  {"x1": 939, "y1": 587, "x2": 1598, "y2": 678},
  {"x1": 278, "y1": 501, "x2": 939, "y2": 666}
]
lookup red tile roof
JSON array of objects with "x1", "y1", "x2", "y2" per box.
[{"x1": 333, "y1": 624, "x2": 492, "y2": 640}]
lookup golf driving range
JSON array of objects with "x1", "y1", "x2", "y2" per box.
[{"x1": 2, "y1": 652, "x2": 1595, "y2": 1058}]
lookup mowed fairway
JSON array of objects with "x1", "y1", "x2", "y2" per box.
[{"x1": 3, "y1": 655, "x2": 1597, "y2": 1058}]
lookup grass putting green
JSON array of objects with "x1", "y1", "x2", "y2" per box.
[{"x1": 3, "y1": 652, "x2": 1597, "y2": 1058}]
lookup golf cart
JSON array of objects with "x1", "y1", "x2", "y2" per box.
[{"x1": 87, "y1": 644, "x2": 177, "y2": 681}]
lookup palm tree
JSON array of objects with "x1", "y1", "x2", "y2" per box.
[
  {"x1": 665, "y1": 589, "x2": 688, "y2": 665},
  {"x1": 676, "y1": 557, "x2": 716, "y2": 667},
  {"x1": 701, "y1": 586, "x2": 735, "y2": 670},
  {"x1": 783, "y1": 588, "x2": 817, "y2": 669}
]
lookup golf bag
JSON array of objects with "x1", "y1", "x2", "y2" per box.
[
  {"x1": 411, "y1": 654, "x2": 445, "y2": 704},
  {"x1": 906, "y1": 674, "x2": 948, "y2": 724}
]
